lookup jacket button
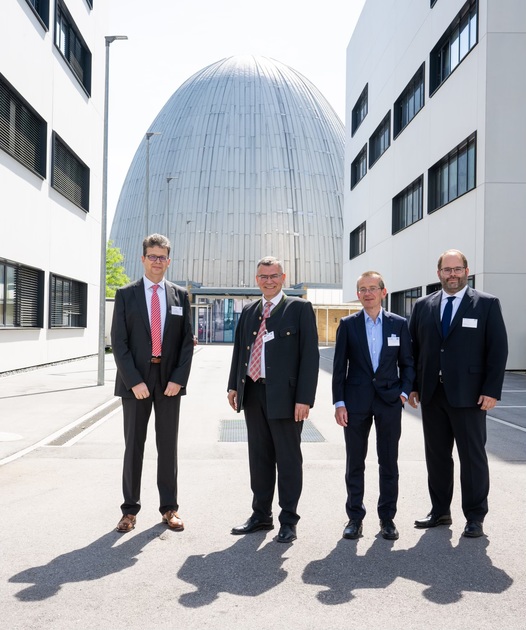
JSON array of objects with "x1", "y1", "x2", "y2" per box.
[
  {"x1": 253, "y1": 331, "x2": 257, "y2": 336},
  {"x1": 286, "y1": 331, "x2": 290, "y2": 335},
  {"x1": 247, "y1": 346, "x2": 250, "y2": 350}
]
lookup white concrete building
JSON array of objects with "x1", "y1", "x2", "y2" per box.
[
  {"x1": 0, "y1": 1, "x2": 108, "y2": 372},
  {"x1": 344, "y1": 0, "x2": 526, "y2": 369}
]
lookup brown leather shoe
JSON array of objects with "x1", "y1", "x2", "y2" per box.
[
  {"x1": 116, "y1": 514, "x2": 136, "y2": 533},
  {"x1": 162, "y1": 510, "x2": 184, "y2": 531}
]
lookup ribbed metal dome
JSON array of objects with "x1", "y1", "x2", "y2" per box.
[{"x1": 110, "y1": 55, "x2": 344, "y2": 287}]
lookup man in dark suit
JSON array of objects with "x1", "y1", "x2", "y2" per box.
[
  {"x1": 111, "y1": 234, "x2": 194, "y2": 533},
  {"x1": 408, "y1": 249, "x2": 508, "y2": 538},
  {"x1": 332, "y1": 271, "x2": 414, "y2": 540},
  {"x1": 227, "y1": 256, "x2": 319, "y2": 543}
]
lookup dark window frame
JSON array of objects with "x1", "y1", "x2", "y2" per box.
[
  {"x1": 49, "y1": 273, "x2": 87, "y2": 328},
  {"x1": 390, "y1": 286, "x2": 422, "y2": 319},
  {"x1": 429, "y1": 0, "x2": 478, "y2": 96},
  {"x1": 0, "y1": 259, "x2": 44, "y2": 328},
  {"x1": 54, "y1": 0, "x2": 92, "y2": 95},
  {"x1": 369, "y1": 111, "x2": 391, "y2": 168},
  {"x1": 25, "y1": 0, "x2": 50, "y2": 29},
  {"x1": 0, "y1": 73, "x2": 47, "y2": 178},
  {"x1": 349, "y1": 222, "x2": 366, "y2": 260},
  {"x1": 51, "y1": 132, "x2": 90, "y2": 211},
  {"x1": 392, "y1": 175, "x2": 424, "y2": 234},
  {"x1": 393, "y1": 63, "x2": 425, "y2": 138},
  {"x1": 351, "y1": 144, "x2": 367, "y2": 189},
  {"x1": 351, "y1": 84, "x2": 368, "y2": 136},
  {"x1": 428, "y1": 132, "x2": 476, "y2": 213}
]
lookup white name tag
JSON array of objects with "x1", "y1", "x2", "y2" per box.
[
  {"x1": 263, "y1": 331, "x2": 275, "y2": 343},
  {"x1": 462, "y1": 318, "x2": 478, "y2": 328},
  {"x1": 387, "y1": 336, "x2": 400, "y2": 346},
  {"x1": 171, "y1": 306, "x2": 183, "y2": 316}
]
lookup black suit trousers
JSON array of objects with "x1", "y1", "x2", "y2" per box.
[
  {"x1": 242, "y1": 378, "x2": 303, "y2": 525},
  {"x1": 344, "y1": 396, "x2": 402, "y2": 521},
  {"x1": 421, "y1": 383, "x2": 489, "y2": 521},
  {"x1": 121, "y1": 363, "x2": 181, "y2": 515}
]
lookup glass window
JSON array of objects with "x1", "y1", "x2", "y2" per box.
[
  {"x1": 430, "y1": 0, "x2": 478, "y2": 95},
  {"x1": 50, "y1": 274, "x2": 87, "y2": 328},
  {"x1": 25, "y1": 0, "x2": 50, "y2": 28},
  {"x1": 394, "y1": 64, "x2": 425, "y2": 137},
  {"x1": 55, "y1": 2, "x2": 92, "y2": 94},
  {"x1": 0, "y1": 260, "x2": 44, "y2": 328},
  {"x1": 428, "y1": 133, "x2": 476, "y2": 212},
  {"x1": 351, "y1": 144, "x2": 367, "y2": 189},
  {"x1": 52, "y1": 133, "x2": 90, "y2": 211},
  {"x1": 391, "y1": 287, "x2": 422, "y2": 319},
  {"x1": 369, "y1": 111, "x2": 391, "y2": 167},
  {"x1": 349, "y1": 222, "x2": 366, "y2": 259},
  {"x1": 351, "y1": 84, "x2": 368, "y2": 136},
  {"x1": 0, "y1": 73, "x2": 47, "y2": 177},
  {"x1": 392, "y1": 176, "x2": 423, "y2": 234}
]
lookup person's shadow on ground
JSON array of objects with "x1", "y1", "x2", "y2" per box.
[
  {"x1": 177, "y1": 532, "x2": 288, "y2": 607},
  {"x1": 9, "y1": 526, "x2": 161, "y2": 601},
  {"x1": 302, "y1": 528, "x2": 513, "y2": 605}
]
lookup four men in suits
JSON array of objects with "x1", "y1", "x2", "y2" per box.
[
  {"x1": 332, "y1": 271, "x2": 415, "y2": 540},
  {"x1": 408, "y1": 249, "x2": 508, "y2": 537},
  {"x1": 227, "y1": 256, "x2": 319, "y2": 543},
  {"x1": 111, "y1": 234, "x2": 194, "y2": 533}
]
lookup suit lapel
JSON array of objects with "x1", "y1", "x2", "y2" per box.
[
  {"x1": 448, "y1": 287, "x2": 473, "y2": 335},
  {"x1": 133, "y1": 279, "x2": 151, "y2": 335},
  {"x1": 430, "y1": 291, "x2": 442, "y2": 336},
  {"x1": 355, "y1": 311, "x2": 374, "y2": 372},
  {"x1": 378, "y1": 311, "x2": 393, "y2": 364}
]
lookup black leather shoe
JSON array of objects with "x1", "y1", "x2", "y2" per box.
[
  {"x1": 414, "y1": 513, "x2": 452, "y2": 529},
  {"x1": 231, "y1": 516, "x2": 274, "y2": 535},
  {"x1": 343, "y1": 519, "x2": 363, "y2": 539},
  {"x1": 276, "y1": 523, "x2": 297, "y2": 543},
  {"x1": 380, "y1": 518, "x2": 399, "y2": 540},
  {"x1": 463, "y1": 520, "x2": 484, "y2": 538}
]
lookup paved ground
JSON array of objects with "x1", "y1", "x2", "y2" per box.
[{"x1": 0, "y1": 346, "x2": 525, "y2": 630}]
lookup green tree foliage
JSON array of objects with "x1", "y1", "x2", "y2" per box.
[{"x1": 106, "y1": 241, "x2": 130, "y2": 298}]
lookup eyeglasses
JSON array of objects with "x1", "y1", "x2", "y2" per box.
[
  {"x1": 358, "y1": 287, "x2": 382, "y2": 294},
  {"x1": 257, "y1": 274, "x2": 282, "y2": 281},
  {"x1": 145, "y1": 255, "x2": 168, "y2": 262},
  {"x1": 440, "y1": 266, "x2": 465, "y2": 275}
]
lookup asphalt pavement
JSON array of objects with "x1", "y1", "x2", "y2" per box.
[{"x1": 0, "y1": 346, "x2": 525, "y2": 630}]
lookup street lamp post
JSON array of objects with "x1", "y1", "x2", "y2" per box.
[
  {"x1": 145, "y1": 131, "x2": 160, "y2": 235},
  {"x1": 98, "y1": 35, "x2": 128, "y2": 386},
  {"x1": 166, "y1": 175, "x2": 176, "y2": 240}
]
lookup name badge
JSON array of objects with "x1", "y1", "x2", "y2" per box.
[
  {"x1": 462, "y1": 318, "x2": 478, "y2": 328},
  {"x1": 171, "y1": 306, "x2": 183, "y2": 316},
  {"x1": 387, "y1": 336, "x2": 400, "y2": 346},
  {"x1": 263, "y1": 331, "x2": 275, "y2": 343}
]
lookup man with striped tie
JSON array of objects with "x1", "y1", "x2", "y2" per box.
[
  {"x1": 111, "y1": 234, "x2": 194, "y2": 533},
  {"x1": 227, "y1": 256, "x2": 319, "y2": 543}
]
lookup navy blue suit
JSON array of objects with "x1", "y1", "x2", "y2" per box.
[{"x1": 332, "y1": 309, "x2": 414, "y2": 521}]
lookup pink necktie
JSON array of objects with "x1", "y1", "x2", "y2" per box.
[
  {"x1": 248, "y1": 301, "x2": 272, "y2": 381},
  {"x1": 151, "y1": 284, "x2": 162, "y2": 356}
]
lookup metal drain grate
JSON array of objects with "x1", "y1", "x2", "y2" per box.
[{"x1": 219, "y1": 419, "x2": 325, "y2": 442}]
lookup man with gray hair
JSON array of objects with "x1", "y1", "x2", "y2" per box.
[{"x1": 228, "y1": 256, "x2": 319, "y2": 543}]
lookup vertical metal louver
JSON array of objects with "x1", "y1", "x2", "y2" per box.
[
  {"x1": 0, "y1": 261, "x2": 43, "y2": 328},
  {"x1": 52, "y1": 134, "x2": 90, "y2": 211},
  {"x1": 0, "y1": 74, "x2": 46, "y2": 177},
  {"x1": 50, "y1": 274, "x2": 87, "y2": 328}
]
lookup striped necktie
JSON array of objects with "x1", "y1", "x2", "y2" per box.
[
  {"x1": 248, "y1": 301, "x2": 272, "y2": 381},
  {"x1": 151, "y1": 284, "x2": 162, "y2": 356}
]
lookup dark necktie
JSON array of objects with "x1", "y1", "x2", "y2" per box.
[
  {"x1": 441, "y1": 296, "x2": 455, "y2": 338},
  {"x1": 248, "y1": 301, "x2": 272, "y2": 381}
]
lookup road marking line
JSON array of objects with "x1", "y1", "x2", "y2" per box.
[{"x1": 488, "y1": 415, "x2": 526, "y2": 433}]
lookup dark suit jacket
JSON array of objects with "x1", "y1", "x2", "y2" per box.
[
  {"x1": 409, "y1": 287, "x2": 508, "y2": 407},
  {"x1": 111, "y1": 278, "x2": 194, "y2": 398},
  {"x1": 332, "y1": 309, "x2": 415, "y2": 414},
  {"x1": 227, "y1": 295, "x2": 319, "y2": 419}
]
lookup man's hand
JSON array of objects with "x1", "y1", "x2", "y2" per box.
[
  {"x1": 408, "y1": 391, "x2": 419, "y2": 408},
  {"x1": 294, "y1": 403, "x2": 310, "y2": 422},
  {"x1": 164, "y1": 382, "x2": 182, "y2": 397},
  {"x1": 478, "y1": 395, "x2": 497, "y2": 411},
  {"x1": 132, "y1": 382, "x2": 150, "y2": 400},
  {"x1": 335, "y1": 406, "x2": 348, "y2": 427},
  {"x1": 228, "y1": 389, "x2": 238, "y2": 411}
]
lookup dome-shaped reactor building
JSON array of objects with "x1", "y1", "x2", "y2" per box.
[{"x1": 110, "y1": 55, "x2": 344, "y2": 288}]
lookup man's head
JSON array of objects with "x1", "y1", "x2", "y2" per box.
[
  {"x1": 141, "y1": 233, "x2": 171, "y2": 283},
  {"x1": 356, "y1": 271, "x2": 387, "y2": 314},
  {"x1": 437, "y1": 249, "x2": 469, "y2": 295},
  {"x1": 255, "y1": 256, "x2": 285, "y2": 300}
]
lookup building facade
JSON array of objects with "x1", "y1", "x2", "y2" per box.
[
  {"x1": 345, "y1": 0, "x2": 526, "y2": 369},
  {"x1": 0, "y1": 1, "x2": 108, "y2": 372}
]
